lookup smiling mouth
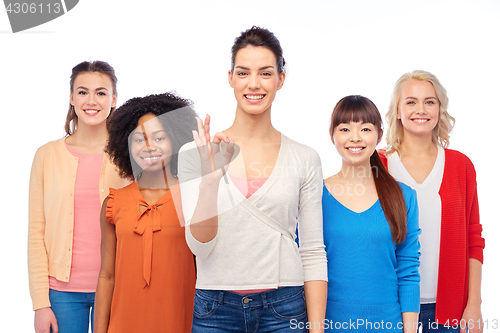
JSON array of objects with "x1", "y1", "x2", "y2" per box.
[
  {"x1": 411, "y1": 118, "x2": 430, "y2": 123},
  {"x1": 141, "y1": 155, "x2": 162, "y2": 164},
  {"x1": 244, "y1": 94, "x2": 265, "y2": 100},
  {"x1": 84, "y1": 109, "x2": 99, "y2": 115},
  {"x1": 346, "y1": 147, "x2": 365, "y2": 152}
]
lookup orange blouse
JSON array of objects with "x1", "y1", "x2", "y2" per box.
[{"x1": 106, "y1": 182, "x2": 195, "y2": 333}]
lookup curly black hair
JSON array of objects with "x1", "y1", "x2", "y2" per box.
[{"x1": 106, "y1": 92, "x2": 198, "y2": 180}]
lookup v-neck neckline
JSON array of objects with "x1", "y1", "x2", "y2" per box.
[
  {"x1": 226, "y1": 133, "x2": 286, "y2": 203},
  {"x1": 390, "y1": 146, "x2": 444, "y2": 188},
  {"x1": 323, "y1": 183, "x2": 379, "y2": 215}
]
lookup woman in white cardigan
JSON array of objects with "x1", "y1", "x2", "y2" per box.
[{"x1": 179, "y1": 26, "x2": 327, "y2": 333}]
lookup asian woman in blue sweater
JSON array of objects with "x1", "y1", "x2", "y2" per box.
[{"x1": 322, "y1": 95, "x2": 421, "y2": 332}]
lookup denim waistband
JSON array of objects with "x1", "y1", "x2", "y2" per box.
[{"x1": 196, "y1": 286, "x2": 304, "y2": 308}]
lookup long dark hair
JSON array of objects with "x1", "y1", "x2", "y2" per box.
[
  {"x1": 231, "y1": 26, "x2": 286, "y2": 74},
  {"x1": 64, "y1": 60, "x2": 118, "y2": 136},
  {"x1": 330, "y1": 95, "x2": 407, "y2": 244}
]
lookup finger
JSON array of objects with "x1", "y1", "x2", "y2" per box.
[
  {"x1": 204, "y1": 115, "x2": 211, "y2": 143},
  {"x1": 212, "y1": 132, "x2": 230, "y2": 144},
  {"x1": 192, "y1": 130, "x2": 200, "y2": 144},
  {"x1": 193, "y1": 130, "x2": 205, "y2": 154},
  {"x1": 223, "y1": 142, "x2": 235, "y2": 160},
  {"x1": 197, "y1": 118, "x2": 207, "y2": 146},
  {"x1": 52, "y1": 320, "x2": 59, "y2": 333}
]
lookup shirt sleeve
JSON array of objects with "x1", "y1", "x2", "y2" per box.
[
  {"x1": 396, "y1": 185, "x2": 421, "y2": 313},
  {"x1": 105, "y1": 188, "x2": 117, "y2": 225},
  {"x1": 297, "y1": 148, "x2": 328, "y2": 282},
  {"x1": 28, "y1": 147, "x2": 51, "y2": 311},
  {"x1": 465, "y1": 158, "x2": 485, "y2": 263}
]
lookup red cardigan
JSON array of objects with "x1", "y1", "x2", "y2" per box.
[{"x1": 379, "y1": 149, "x2": 485, "y2": 324}]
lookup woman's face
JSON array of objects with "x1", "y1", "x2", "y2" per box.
[
  {"x1": 70, "y1": 72, "x2": 117, "y2": 128},
  {"x1": 332, "y1": 121, "x2": 380, "y2": 167},
  {"x1": 228, "y1": 45, "x2": 285, "y2": 116},
  {"x1": 130, "y1": 113, "x2": 173, "y2": 175},
  {"x1": 398, "y1": 79, "x2": 440, "y2": 138}
]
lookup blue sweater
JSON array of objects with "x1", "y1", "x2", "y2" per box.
[{"x1": 323, "y1": 182, "x2": 420, "y2": 332}]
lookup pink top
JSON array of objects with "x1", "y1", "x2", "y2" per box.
[
  {"x1": 229, "y1": 174, "x2": 273, "y2": 295},
  {"x1": 49, "y1": 145, "x2": 104, "y2": 292},
  {"x1": 229, "y1": 174, "x2": 268, "y2": 199}
]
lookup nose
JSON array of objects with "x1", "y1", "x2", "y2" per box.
[
  {"x1": 248, "y1": 73, "x2": 260, "y2": 89},
  {"x1": 350, "y1": 131, "x2": 361, "y2": 142},
  {"x1": 145, "y1": 138, "x2": 157, "y2": 151},
  {"x1": 416, "y1": 102, "x2": 427, "y2": 114},
  {"x1": 86, "y1": 93, "x2": 97, "y2": 105}
]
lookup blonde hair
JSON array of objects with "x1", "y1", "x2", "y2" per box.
[{"x1": 385, "y1": 70, "x2": 455, "y2": 155}]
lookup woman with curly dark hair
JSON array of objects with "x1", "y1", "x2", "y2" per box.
[{"x1": 94, "y1": 92, "x2": 198, "y2": 333}]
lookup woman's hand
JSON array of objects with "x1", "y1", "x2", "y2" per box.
[
  {"x1": 193, "y1": 115, "x2": 234, "y2": 184},
  {"x1": 461, "y1": 258, "x2": 483, "y2": 333},
  {"x1": 188, "y1": 115, "x2": 235, "y2": 244},
  {"x1": 34, "y1": 307, "x2": 58, "y2": 333},
  {"x1": 461, "y1": 305, "x2": 483, "y2": 333}
]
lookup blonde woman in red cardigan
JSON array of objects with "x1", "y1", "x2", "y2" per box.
[{"x1": 381, "y1": 70, "x2": 485, "y2": 333}]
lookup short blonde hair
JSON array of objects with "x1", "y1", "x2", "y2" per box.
[{"x1": 385, "y1": 70, "x2": 455, "y2": 155}]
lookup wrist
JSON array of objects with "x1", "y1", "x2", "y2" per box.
[
  {"x1": 35, "y1": 306, "x2": 51, "y2": 312},
  {"x1": 466, "y1": 298, "x2": 482, "y2": 308},
  {"x1": 199, "y1": 179, "x2": 220, "y2": 191}
]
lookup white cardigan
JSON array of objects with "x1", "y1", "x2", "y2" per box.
[{"x1": 178, "y1": 134, "x2": 327, "y2": 290}]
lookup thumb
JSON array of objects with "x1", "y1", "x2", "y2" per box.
[
  {"x1": 223, "y1": 142, "x2": 235, "y2": 159},
  {"x1": 51, "y1": 319, "x2": 59, "y2": 333},
  {"x1": 459, "y1": 321, "x2": 466, "y2": 333}
]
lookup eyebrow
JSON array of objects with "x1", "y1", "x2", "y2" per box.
[
  {"x1": 235, "y1": 65, "x2": 275, "y2": 71},
  {"x1": 76, "y1": 86, "x2": 109, "y2": 91},
  {"x1": 405, "y1": 96, "x2": 438, "y2": 100},
  {"x1": 133, "y1": 129, "x2": 166, "y2": 135}
]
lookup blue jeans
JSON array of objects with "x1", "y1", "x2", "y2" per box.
[
  {"x1": 49, "y1": 289, "x2": 95, "y2": 333},
  {"x1": 192, "y1": 286, "x2": 308, "y2": 332},
  {"x1": 419, "y1": 303, "x2": 460, "y2": 332}
]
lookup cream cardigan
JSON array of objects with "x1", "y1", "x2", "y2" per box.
[
  {"x1": 28, "y1": 138, "x2": 128, "y2": 310},
  {"x1": 179, "y1": 135, "x2": 328, "y2": 290}
]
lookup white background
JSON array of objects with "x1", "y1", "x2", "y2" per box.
[{"x1": 1, "y1": 0, "x2": 499, "y2": 331}]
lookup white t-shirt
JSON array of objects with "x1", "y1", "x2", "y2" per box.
[{"x1": 387, "y1": 146, "x2": 445, "y2": 303}]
